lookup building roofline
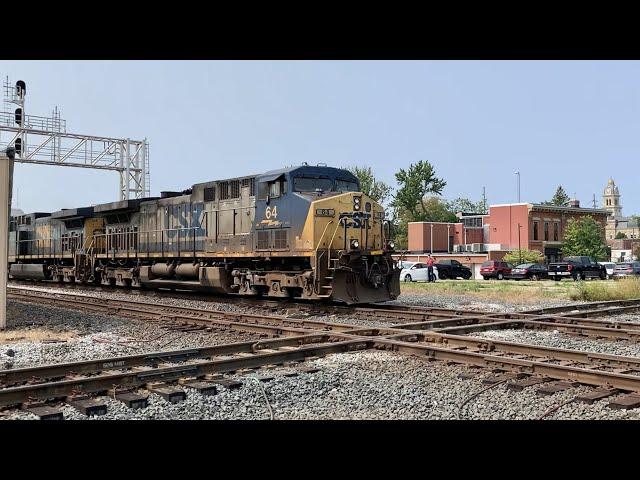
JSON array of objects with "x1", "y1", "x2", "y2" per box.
[
  {"x1": 489, "y1": 203, "x2": 531, "y2": 208},
  {"x1": 407, "y1": 221, "x2": 462, "y2": 225},
  {"x1": 530, "y1": 203, "x2": 610, "y2": 214}
]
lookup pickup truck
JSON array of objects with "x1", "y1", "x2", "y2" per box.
[
  {"x1": 435, "y1": 259, "x2": 472, "y2": 280},
  {"x1": 547, "y1": 256, "x2": 606, "y2": 281}
]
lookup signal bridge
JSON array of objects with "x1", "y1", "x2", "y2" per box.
[{"x1": 0, "y1": 77, "x2": 150, "y2": 200}]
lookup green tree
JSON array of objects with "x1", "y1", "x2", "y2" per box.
[
  {"x1": 447, "y1": 197, "x2": 487, "y2": 215},
  {"x1": 503, "y1": 249, "x2": 544, "y2": 265},
  {"x1": 345, "y1": 166, "x2": 392, "y2": 205},
  {"x1": 542, "y1": 186, "x2": 571, "y2": 206},
  {"x1": 421, "y1": 197, "x2": 457, "y2": 223},
  {"x1": 392, "y1": 160, "x2": 447, "y2": 221},
  {"x1": 562, "y1": 216, "x2": 608, "y2": 260},
  {"x1": 615, "y1": 232, "x2": 628, "y2": 239}
]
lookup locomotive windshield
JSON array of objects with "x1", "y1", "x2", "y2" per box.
[
  {"x1": 293, "y1": 176, "x2": 359, "y2": 193},
  {"x1": 293, "y1": 176, "x2": 334, "y2": 192},
  {"x1": 335, "y1": 179, "x2": 359, "y2": 192}
]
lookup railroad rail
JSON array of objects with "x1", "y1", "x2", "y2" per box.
[{"x1": 5, "y1": 285, "x2": 640, "y2": 416}]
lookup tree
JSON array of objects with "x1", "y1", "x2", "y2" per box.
[
  {"x1": 615, "y1": 232, "x2": 628, "y2": 239},
  {"x1": 392, "y1": 160, "x2": 447, "y2": 221},
  {"x1": 542, "y1": 186, "x2": 571, "y2": 206},
  {"x1": 447, "y1": 197, "x2": 487, "y2": 215},
  {"x1": 422, "y1": 197, "x2": 458, "y2": 223},
  {"x1": 561, "y1": 216, "x2": 608, "y2": 260},
  {"x1": 345, "y1": 166, "x2": 392, "y2": 205},
  {"x1": 503, "y1": 249, "x2": 544, "y2": 265},
  {"x1": 634, "y1": 244, "x2": 640, "y2": 260}
]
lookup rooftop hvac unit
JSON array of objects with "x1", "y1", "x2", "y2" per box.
[
  {"x1": 472, "y1": 243, "x2": 483, "y2": 253},
  {"x1": 465, "y1": 245, "x2": 473, "y2": 252}
]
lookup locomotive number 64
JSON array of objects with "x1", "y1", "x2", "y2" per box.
[{"x1": 265, "y1": 206, "x2": 278, "y2": 219}]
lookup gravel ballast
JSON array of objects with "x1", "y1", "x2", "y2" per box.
[
  {"x1": 3, "y1": 350, "x2": 638, "y2": 420},
  {"x1": 3, "y1": 284, "x2": 640, "y2": 420}
]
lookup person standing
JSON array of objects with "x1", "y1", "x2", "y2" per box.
[{"x1": 427, "y1": 255, "x2": 435, "y2": 282}]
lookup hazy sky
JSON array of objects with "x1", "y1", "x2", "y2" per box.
[{"x1": 1, "y1": 60, "x2": 639, "y2": 215}]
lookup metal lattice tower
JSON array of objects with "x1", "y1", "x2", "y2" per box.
[{"x1": 0, "y1": 77, "x2": 150, "y2": 200}]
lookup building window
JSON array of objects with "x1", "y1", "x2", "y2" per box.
[
  {"x1": 544, "y1": 222, "x2": 549, "y2": 241},
  {"x1": 533, "y1": 222, "x2": 539, "y2": 241},
  {"x1": 553, "y1": 223, "x2": 559, "y2": 241}
]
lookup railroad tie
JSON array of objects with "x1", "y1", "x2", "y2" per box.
[
  {"x1": 115, "y1": 392, "x2": 149, "y2": 409},
  {"x1": 506, "y1": 376, "x2": 552, "y2": 392},
  {"x1": 68, "y1": 397, "x2": 108, "y2": 416},
  {"x1": 24, "y1": 405, "x2": 64, "y2": 420},
  {"x1": 575, "y1": 388, "x2": 619, "y2": 405},
  {"x1": 210, "y1": 379, "x2": 243, "y2": 390},
  {"x1": 148, "y1": 385, "x2": 187, "y2": 404},
  {"x1": 608, "y1": 394, "x2": 640, "y2": 410},
  {"x1": 536, "y1": 381, "x2": 580, "y2": 396},
  {"x1": 482, "y1": 373, "x2": 522, "y2": 385},
  {"x1": 180, "y1": 380, "x2": 218, "y2": 396}
]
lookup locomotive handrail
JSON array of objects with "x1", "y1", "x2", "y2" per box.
[
  {"x1": 90, "y1": 227, "x2": 201, "y2": 258},
  {"x1": 327, "y1": 217, "x2": 346, "y2": 268},
  {"x1": 314, "y1": 220, "x2": 334, "y2": 294}
]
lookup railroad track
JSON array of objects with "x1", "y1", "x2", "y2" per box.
[
  {"x1": 7, "y1": 280, "x2": 486, "y2": 323},
  {"x1": 5, "y1": 285, "x2": 640, "y2": 417}
]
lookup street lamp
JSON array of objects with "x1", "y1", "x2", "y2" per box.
[{"x1": 515, "y1": 171, "x2": 521, "y2": 203}]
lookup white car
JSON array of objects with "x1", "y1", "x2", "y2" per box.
[
  {"x1": 400, "y1": 262, "x2": 439, "y2": 282},
  {"x1": 599, "y1": 262, "x2": 616, "y2": 279}
]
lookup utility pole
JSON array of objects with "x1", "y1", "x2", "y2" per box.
[
  {"x1": 517, "y1": 222, "x2": 522, "y2": 265},
  {"x1": 0, "y1": 146, "x2": 14, "y2": 330},
  {"x1": 514, "y1": 171, "x2": 521, "y2": 203},
  {"x1": 482, "y1": 186, "x2": 487, "y2": 213},
  {"x1": 430, "y1": 223, "x2": 434, "y2": 255}
]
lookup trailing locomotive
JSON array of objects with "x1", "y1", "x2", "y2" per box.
[{"x1": 8, "y1": 165, "x2": 400, "y2": 304}]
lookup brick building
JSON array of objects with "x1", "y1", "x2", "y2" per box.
[{"x1": 407, "y1": 200, "x2": 609, "y2": 266}]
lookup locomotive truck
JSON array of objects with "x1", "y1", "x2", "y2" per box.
[{"x1": 8, "y1": 165, "x2": 400, "y2": 304}]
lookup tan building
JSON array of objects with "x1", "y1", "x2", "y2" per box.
[{"x1": 603, "y1": 178, "x2": 640, "y2": 240}]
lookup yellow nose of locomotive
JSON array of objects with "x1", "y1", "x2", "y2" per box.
[{"x1": 310, "y1": 192, "x2": 387, "y2": 253}]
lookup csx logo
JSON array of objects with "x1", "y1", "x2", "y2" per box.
[{"x1": 339, "y1": 213, "x2": 372, "y2": 229}]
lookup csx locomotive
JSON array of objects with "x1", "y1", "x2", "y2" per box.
[{"x1": 8, "y1": 165, "x2": 400, "y2": 304}]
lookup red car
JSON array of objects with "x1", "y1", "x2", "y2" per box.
[{"x1": 480, "y1": 260, "x2": 513, "y2": 280}]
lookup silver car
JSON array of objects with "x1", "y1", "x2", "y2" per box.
[{"x1": 613, "y1": 262, "x2": 640, "y2": 279}]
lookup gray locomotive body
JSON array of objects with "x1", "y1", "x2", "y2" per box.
[{"x1": 9, "y1": 165, "x2": 400, "y2": 304}]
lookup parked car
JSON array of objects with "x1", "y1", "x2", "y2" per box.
[
  {"x1": 613, "y1": 262, "x2": 640, "y2": 279},
  {"x1": 397, "y1": 260, "x2": 415, "y2": 270},
  {"x1": 507, "y1": 263, "x2": 548, "y2": 281},
  {"x1": 480, "y1": 260, "x2": 513, "y2": 280},
  {"x1": 400, "y1": 262, "x2": 439, "y2": 282},
  {"x1": 435, "y1": 259, "x2": 471, "y2": 280},
  {"x1": 548, "y1": 256, "x2": 606, "y2": 281},
  {"x1": 599, "y1": 262, "x2": 616, "y2": 280}
]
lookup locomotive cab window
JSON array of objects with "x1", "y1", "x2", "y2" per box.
[
  {"x1": 293, "y1": 176, "x2": 333, "y2": 192},
  {"x1": 336, "y1": 179, "x2": 359, "y2": 192},
  {"x1": 258, "y1": 178, "x2": 287, "y2": 199}
]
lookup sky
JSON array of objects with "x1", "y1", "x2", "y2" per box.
[{"x1": 1, "y1": 60, "x2": 639, "y2": 215}]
